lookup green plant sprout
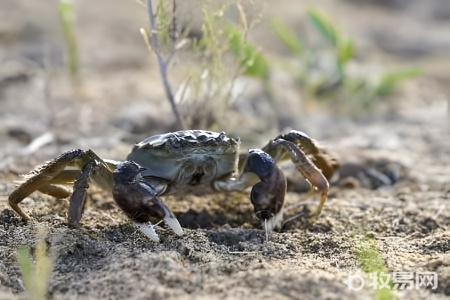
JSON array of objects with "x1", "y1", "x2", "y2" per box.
[
  {"x1": 271, "y1": 6, "x2": 421, "y2": 114},
  {"x1": 226, "y1": 25, "x2": 269, "y2": 80},
  {"x1": 375, "y1": 67, "x2": 422, "y2": 97},
  {"x1": 225, "y1": 23, "x2": 279, "y2": 131},
  {"x1": 17, "y1": 228, "x2": 53, "y2": 300},
  {"x1": 271, "y1": 18, "x2": 304, "y2": 56},
  {"x1": 183, "y1": 1, "x2": 236, "y2": 129},
  {"x1": 191, "y1": 1, "x2": 279, "y2": 130},
  {"x1": 138, "y1": 0, "x2": 274, "y2": 130},
  {"x1": 141, "y1": 2, "x2": 418, "y2": 125},
  {"x1": 354, "y1": 234, "x2": 396, "y2": 300},
  {"x1": 308, "y1": 7, "x2": 354, "y2": 77},
  {"x1": 58, "y1": 0, "x2": 82, "y2": 94}
]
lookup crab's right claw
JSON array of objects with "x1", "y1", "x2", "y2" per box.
[
  {"x1": 134, "y1": 221, "x2": 161, "y2": 242},
  {"x1": 156, "y1": 197, "x2": 184, "y2": 236},
  {"x1": 113, "y1": 161, "x2": 184, "y2": 241},
  {"x1": 132, "y1": 198, "x2": 183, "y2": 242},
  {"x1": 244, "y1": 149, "x2": 287, "y2": 233}
]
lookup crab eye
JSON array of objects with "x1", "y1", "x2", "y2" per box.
[
  {"x1": 218, "y1": 132, "x2": 226, "y2": 140},
  {"x1": 198, "y1": 134, "x2": 208, "y2": 142}
]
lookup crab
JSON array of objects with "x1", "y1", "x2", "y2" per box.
[{"x1": 9, "y1": 130, "x2": 338, "y2": 241}]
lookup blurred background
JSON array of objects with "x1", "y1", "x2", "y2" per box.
[{"x1": 0, "y1": 0, "x2": 448, "y2": 174}]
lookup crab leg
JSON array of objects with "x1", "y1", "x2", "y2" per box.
[
  {"x1": 262, "y1": 130, "x2": 338, "y2": 180},
  {"x1": 68, "y1": 160, "x2": 98, "y2": 226},
  {"x1": 9, "y1": 150, "x2": 82, "y2": 221},
  {"x1": 8, "y1": 149, "x2": 114, "y2": 223},
  {"x1": 272, "y1": 139, "x2": 329, "y2": 223},
  {"x1": 34, "y1": 170, "x2": 83, "y2": 199},
  {"x1": 112, "y1": 161, "x2": 183, "y2": 241}
]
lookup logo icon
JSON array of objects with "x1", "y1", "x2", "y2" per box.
[
  {"x1": 343, "y1": 270, "x2": 365, "y2": 292},
  {"x1": 344, "y1": 270, "x2": 439, "y2": 292}
]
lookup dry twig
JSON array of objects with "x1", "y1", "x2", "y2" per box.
[{"x1": 145, "y1": 0, "x2": 185, "y2": 130}]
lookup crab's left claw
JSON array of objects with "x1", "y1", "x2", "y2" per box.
[
  {"x1": 244, "y1": 149, "x2": 287, "y2": 233},
  {"x1": 113, "y1": 161, "x2": 184, "y2": 241}
]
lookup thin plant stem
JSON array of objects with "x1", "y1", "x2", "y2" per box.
[{"x1": 146, "y1": 0, "x2": 185, "y2": 130}]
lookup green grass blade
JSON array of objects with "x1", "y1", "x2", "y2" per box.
[
  {"x1": 376, "y1": 67, "x2": 422, "y2": 96},
  {"x1": 226, "y1": 25, "x2": 270, "y2": 79},
  {"x1": 270, "y1": 18, "x2": 303, "y2": 55},
  {"x1": 227, "y1": 25, "x2": 243, "y2": 56},
  {"x1": 58, "y1": 0, "x2": 81, "y2": 90},
  {"x1": 17, "y1": 246, "x2": 34, "y2": 293},
  {"x1": 338, "y1": 39, "x2": 354, "y2": 65},
  {"x1": 307, "y1": 7, "x2": 340, "y2": 47},
  {"x1": 354, "y1": 234, "x2": 396, "y2": 300},
  {"x1": 17, "y1": 228, "x2": 54, "y2": 300}
]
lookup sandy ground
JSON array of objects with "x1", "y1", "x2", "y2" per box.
[{"x1": 0, "y1": 0, "x2": 449, "y2": 299}]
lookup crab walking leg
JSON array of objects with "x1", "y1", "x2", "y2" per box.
[
  {"x1": 272, "y1": 139, "x2": 329, "y2": 223},
  {"x1": 262, "y1": 130, "x2": 339, "y2": 181},
  {"x1": 9, "y1": 150, "x2": 82, "y2": 221},
  {"x1": 68, "y1": 160, "x2": 98, "y2": 226},
  {"x1": 112, "y1": 161, "x2": 183, "y2": 241},
  {"x1": 35, "y1": 170, "x2": 83, "y2": 199},
  {"x1": 37, "y1": 184, "x2": 72, "y2": 199},
  {"x1": 9, "y1": 149, "x2": 114, "y2": 222}
]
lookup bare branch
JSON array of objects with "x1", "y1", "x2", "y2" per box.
[{"x1": 146, "y1": 0, "x2": 185, "y2": 130}]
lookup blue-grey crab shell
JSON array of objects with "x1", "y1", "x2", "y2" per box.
[{"x1": 127, "y1": 130, "x2": 240, "y2": 181}]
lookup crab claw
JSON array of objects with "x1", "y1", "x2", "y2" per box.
[
  {"x1": 245, "y1": 149, "x2": 287, "y2": 232},
  {"x1": 133, "y1": 203, "x2": 183, "y2": 242},
  {"x1": 163, "y1": 214, "x2": 184, "y2": 236},
  {"x1": 113, "y1": 161, "x2": 184, "y2": 241},
  {"x1": 134, "y1": 222, "x2": 161, "y2": 242}
]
